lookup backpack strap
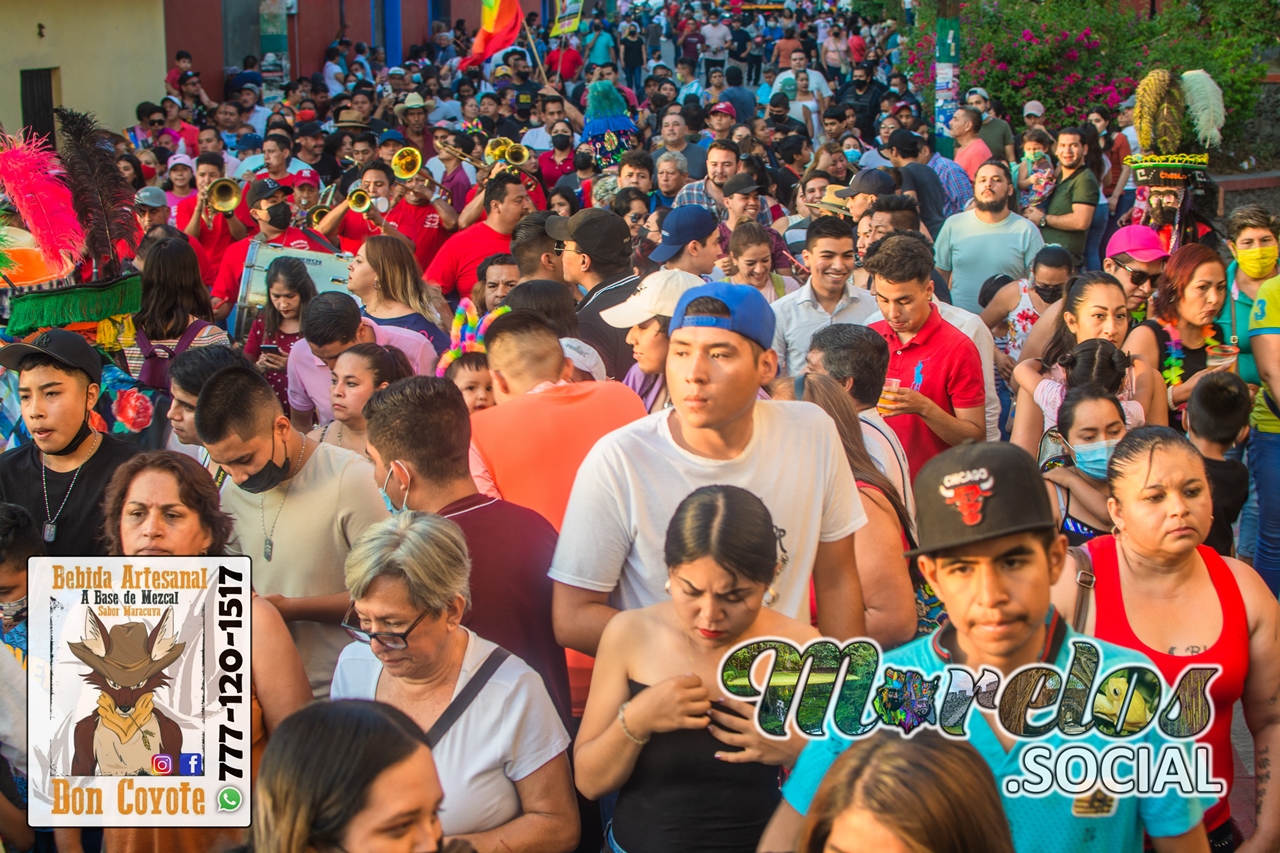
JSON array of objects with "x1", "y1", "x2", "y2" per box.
[
  {"x1": 424, "y1": 647, "x2": 512, "y2": 749},
  {"x1": 1069, "y1": 545, "x2": 1095, "y2": 633}
]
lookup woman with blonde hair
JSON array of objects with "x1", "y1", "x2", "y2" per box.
[
  {"x1": 347, "y1": 234, "x2": 450, "y2": 353},
  {"x1": 794, "y1": 730, "x2": 1014, "y2": 853},
  {"x1": 769, "y1": 372, "x2": 917, "y2": 646}
]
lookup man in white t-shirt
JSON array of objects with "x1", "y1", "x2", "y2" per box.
[
  {"x1": 700, "y1": 11, "x2": 732, "y2": 81},
  {"x1": 196, "y1": 366, "x2": 389, "y2": 697},
  {"x1": 550, "y1": 282, "x2": 872, "y2": 655},
  {"x1": 772, "y1": 49, "x2": 832, "y2": 99}
]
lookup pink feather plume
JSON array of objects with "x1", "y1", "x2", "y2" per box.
[{"x1": 0, "y1": 133, "x2": 84, "y2": 271}]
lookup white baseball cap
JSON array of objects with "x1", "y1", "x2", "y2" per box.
[{"x1": 601, "y1": 269, "x2": 704, "y2": 329}]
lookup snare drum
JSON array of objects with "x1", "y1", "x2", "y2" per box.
[{"x1": 232, "y1": 241, "x2": 357, "y2": 341}]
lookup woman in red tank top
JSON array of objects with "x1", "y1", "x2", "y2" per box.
[{"x1": 1051, "y1": 427, "x2": 1280, "y2": 851}]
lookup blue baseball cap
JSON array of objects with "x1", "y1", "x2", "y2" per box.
[
  {"x1": 235, "y1": 133, "x2": 263, "y2": 152},
  {"x1": 649, "y1": 205, "x2": 720, "y2": 263},
  {"x1": 670, "y1": 282, "x2": 776, "y2": 352},
  {"x1": 379, "y1": 129, "x2": 406, "y2": 145}
]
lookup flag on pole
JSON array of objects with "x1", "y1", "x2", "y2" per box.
[{"x1": 460, "y1": 0, "x2": 524, "y2": 69}]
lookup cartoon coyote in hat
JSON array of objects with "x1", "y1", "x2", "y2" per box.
[{"x1": 69, "y1": 608, "x2": 185, "y2": 776}]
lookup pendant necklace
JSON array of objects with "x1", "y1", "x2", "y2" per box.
[
  {"x1": 261, "y1": 437, "x2": 308, "y2": 561},
  {"x1": 41, "y1": 432, "x2": 101, "y2": 543}
]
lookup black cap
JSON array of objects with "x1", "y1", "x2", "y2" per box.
[
  {"x1": 545, "y1": 209, "x2": 633, "y2": 266},
  {"x1": 295, "y1": 120, "x2": 325, "y2": 138},
  {"x1": 178, "y1": 71, "x2": 200, "y2": 85},
  {"x1": 835, "y1": 168, "x2": 896, "y2": 198},
  {"x1": 723, "y1": 173, "x2": 761, "y2": 197},
  {"x1": 907, "y1": 443, "x2": 1056, "y2": 557},
  {"x1": 0, "y1": 329, "x2": 102, "y2": 385},
  {"x1": 246, "y1": 178, "x2": 293, "y2": 208},
  {"x1": 878, "y1": 127, "x2": 921, "y2": 156}
]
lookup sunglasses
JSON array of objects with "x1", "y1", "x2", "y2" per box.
[
  {"x1": 341, "y1": 603, "x2": 430, "y2": 650},
  {"x1": 627, "y1": 213, "x2": 646, "y2": 223},
  {"x1": 1115, "y1": 260, "x2": 1156, "y2": 288},
  {"x1": 554, "y1": 240, "x2": 580, "y2": 256},
  {"x1": 149, "y1": 120, "x2": 166, "y2": 126}
]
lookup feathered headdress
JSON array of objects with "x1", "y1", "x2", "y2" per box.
[
  {"x1": 434, "y1": 299, "x2": 510, "y2": 376},
  {"x1": 0, "y1": 132, "x2": 84, "y2": 275},
  {"x1": 53, "y1": 107, "x2": 140, "y2": 282},
  {"x1": 1180, "y1": 70, "x2": 1225, "y2": 149}
]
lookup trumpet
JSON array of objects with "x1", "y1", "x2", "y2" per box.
[
  {"x1": 391, "y1": 147, "x2": 422, "y2": 180},
  {"x1": 349, "y1": 188, "x2": 373, "y2": 213},
  {"x1": 309, "y1": 206, "x2": 332, "y2": 227},
  {"x1": 208, "y1": 178, "x2": 242, "y2": 213}
]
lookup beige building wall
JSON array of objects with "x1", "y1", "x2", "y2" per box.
[{"x1": 1, "y1": 0, "x2": 168, "y2": 137}]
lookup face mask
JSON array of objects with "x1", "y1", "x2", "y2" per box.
[
  {"x1": 888, "y1": 85, "x2": 900, "y2": 94},
  {"x1": 263, "y1": 201, "x2": 292, "y2": 230},
  {"x1": 1070, "y1": 438, "x2": 1120, "y2": 481},
  {"x1": 239, "y1": 433, "x2": 291, "y2": 494},
  {"x1": 573, "y1": 151, "x2": 594, "y2": 170},
  {"x1": 346, "y1": 81, "x2": 357, "y2": 91},
  {"x1": 843, "y1": 149, "x2": 861, "y2": 165},
  {"x1": 412, "y1": 73, "x2": 423, "y2": 84},
  {"x1": 1236, "y1": 246, "x2": 1279, "y2": 280},
  {"x1": 0, "y1": 596, "x2": 27, "y2": 630},
  {"x1": 46, "y1": 416, "x2": 93, "y2": 456},
  {"x1": 552, "y1": 133, "x2": 572, "y2": 151},
  {"x1": 1034, "y1": 284, "x2": 1064, "y2": 305},
  {"x1": 380, "y1": 467, "x2": 407, "y2": 515}
]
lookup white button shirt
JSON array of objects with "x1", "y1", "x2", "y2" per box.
[{"x1": 771, "y1": 281, "x2": 878, "y2": 376}]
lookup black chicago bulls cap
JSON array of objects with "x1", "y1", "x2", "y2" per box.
[{"x1": 907, "y1": 442, "x2": 1055, "y2": 557}]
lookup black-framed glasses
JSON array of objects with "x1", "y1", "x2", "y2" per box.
[
  {"x1": 149, "y1": 120, "x2": 166, "y2": 126},
  {"x1": 341, "y1": 602, "x2": 430, "y2": 650},
  {"x1": 1115, "y1": 260, "x2": 1155, "y2": 288},
  {"x1": 553, "y1": 240, "x2": 566, "y2": 256}
]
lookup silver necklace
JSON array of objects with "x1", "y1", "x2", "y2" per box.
[
  {"x1": 260, "y1": 437, "x2": 308, "y2": 561},
  {"x1": 41, "y1": 432, "x2": 101, "y2": 543}
]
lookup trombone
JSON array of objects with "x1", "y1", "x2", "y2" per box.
[
  {"x1": 484, "y1": 137, "x2": 531, "y2": 166},
  {"x1": 391, "y1": 147, "x2": 452, "y2": 204},
  {"x1": 437, "y1": 140, "x2": 486, "y2": 168}
]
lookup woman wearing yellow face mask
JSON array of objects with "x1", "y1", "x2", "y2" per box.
[{"x1": 1218, "y1": 204, "x2": 1280, "y2": 387}]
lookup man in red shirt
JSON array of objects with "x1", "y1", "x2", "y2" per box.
[
  {"x1": 178, "y1": 153, "x2": 254, "y2": 270},
  {"x1": 866, "y1": 234, "x2": 985, "y2": 476},
  {"x1": 253, "y1": 133, "x2": 295, "y2": 185},
  {"x1": 545, "y1": 39, "x2": 584, "y2": 83},
  {"x1": 384, "y1": 169, "x2": 459, "y2": 273},
  {"x1": 314, "y1": 161, "x2": 413, "y2": 254},
  {"x1": 211, "y1": 178, "x2": 333, "y2": 320},
  {"x1": 425, "y1": 172, "x2": 531, "y2": 298}
]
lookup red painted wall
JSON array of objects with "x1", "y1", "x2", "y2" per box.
[{"x1": 164, "y1": 0, "x2": 226, "y2": 99}]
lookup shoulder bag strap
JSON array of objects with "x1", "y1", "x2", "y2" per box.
[
  {"x1": 1069, "y1": 545, "x2": 1095, "y2": 633},
  {"x1": 1265, "y1": 390, "x2": 1280, "y2": 421},
  {"x1": 424, "y1": 647, "x2": 512, "y2": 749}
]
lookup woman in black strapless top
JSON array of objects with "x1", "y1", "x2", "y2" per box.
[{"x1": 574, "y1": 486, "x2": 821, "y2": 853}]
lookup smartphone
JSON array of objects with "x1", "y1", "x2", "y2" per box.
[{"x1": 260, "y1": 344, "x2": 280, "y2": 355}]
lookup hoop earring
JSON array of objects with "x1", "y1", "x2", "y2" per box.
[
  {"x1": 664, "y1": 579, "x2": 671, "y2": 593},
  {"x1": 763, "y1": 587, "x2": 778, "y2": 606}
]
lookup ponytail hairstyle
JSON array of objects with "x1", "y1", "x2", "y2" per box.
[
  {"x1": 1105, "y1": 425, "x2": 1201, "y2": 496},
  {"x1": 728, "y1": 219, "x2": 775, "y2": 258},
  {"x1": 338, "y1": 342, "x2": 415, "y2": 388},
  {"x1": 1058, "y1": 338, "x2": 1132, "y2": 395},
  {"x1": 1041, "y1": 271, "x2": 1126, "y2": 368}
]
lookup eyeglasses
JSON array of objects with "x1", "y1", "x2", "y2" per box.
[
  {"x1": 1114, "y1": 260, "x2": 1156, "y2": 288},
  {"x1": 341, "y1": 602, "x2": 430, "y2": 650},
  {"x1": 627, "y1": 213, "x2": 646, "y2": 223},
  {"x1": 149, "y1": 120, "x2": 166, "y2": 126},
  {"x1": 555, "y1": 241, "x2": 580, "y2": 256}
]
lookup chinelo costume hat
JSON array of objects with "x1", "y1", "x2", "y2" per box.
[{"x1": 582, "y1": 81, "x2": 639, "y2": 169}]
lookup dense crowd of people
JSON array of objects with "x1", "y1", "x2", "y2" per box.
[{"x1": 1, "y1": 1, "x2": 1280, "y2": 852}]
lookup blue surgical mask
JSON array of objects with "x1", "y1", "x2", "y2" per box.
[
  {"x1": 1070, "y1": 439, "x2": 1120, "y2": 481},
  {"x1": 380, "y1": 466, "x2": 408, "y2": 514},
  {"x1": 412, "y1": 73, "x2": 423, "y2": 84}
]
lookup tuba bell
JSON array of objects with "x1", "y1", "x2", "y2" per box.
[
  {"x1": 208, "y1": 178, "x2": 242, "y2": 213},
  {"x1": 391, "y1": 147, "x2": 422, "y2": 181}
]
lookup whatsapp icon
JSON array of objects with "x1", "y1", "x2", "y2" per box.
[{"x1": 217, "y1": 786, "x2": 243, "y2": 811}]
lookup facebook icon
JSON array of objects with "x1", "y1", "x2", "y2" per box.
[{"x1": 179, "y1": 753, "x2": 204, "y2": 776}]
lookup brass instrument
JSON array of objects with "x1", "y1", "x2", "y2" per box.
[
  {"x1": 391, "y1": 147, "x2": 422, "y2": 180},
  {"x1": 202, "y1": 177, "x2": 242, "y2": 228},
  {"x1": 504, "y1": 142, "x2": 531, "y2": 166},
  {"x1": 309, "y1": 206, "x2": 332, "y2": 227},
  {"x1": 437, "y1": 141, "x2": 485, "y2": 168},
  {"x1": 348, "y1": 187, "x2": 373, "y2": 214},
  {"x1": 484, "y1": 137, "x2": 513, "y2": 164}
]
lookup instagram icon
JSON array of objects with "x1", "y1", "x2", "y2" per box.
[{"x1": 150, "y1": 754, "x2": 174, "y2": 776}]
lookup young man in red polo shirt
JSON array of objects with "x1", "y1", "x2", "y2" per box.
[
  {"x1": 424, "y1": 172, "x2": 531, "y2": 300},
  {"x1": 383, "y1": 168, "x2": 458, "y2": 273},
  {"x1": 313, "y1": 161, "x2": 414, "y2": 254},
  {"x1": 211, "y1": 178, "x2": 333, "y2": 320},
  {"x1": 865, "y1": 233, "x2": 985, "y2": 476},
  {"x1": 179, "y1": 152, "x2": 253, "y2": 270}
]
